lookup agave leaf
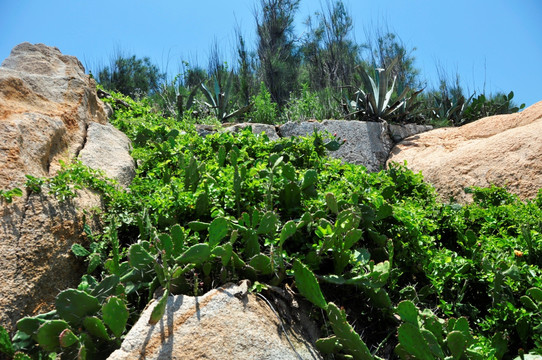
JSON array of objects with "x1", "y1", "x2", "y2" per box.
[
  {"x1": 378, "y1": 69, "x2": 388, "y2": 114},
  {"x1": 224, "y1": 71, "x2": 234, "y2": 107},
  {"x1": 185, "y1": 82, "x2": 201, "y2": 113},
  {"x1": 200, "y1": 83, "x2": 216, "y2": 108},
  {"x1": 223, "y1": 103, "x2": 254, "y2": 122},
  {"x1": 381, "y1": 76, "x2": 396, "y2": 115}
]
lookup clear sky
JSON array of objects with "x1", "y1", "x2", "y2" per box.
[{"x1": 1, "y1": 0, "x2": 541, "y2": 107}]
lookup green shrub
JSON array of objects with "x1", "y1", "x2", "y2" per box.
[{"x1": 248, "y1": 82, "x2": 278, "y2": 124}]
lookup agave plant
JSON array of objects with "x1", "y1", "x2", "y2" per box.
[
  {"x1": 157, "y1": 74, "x2": 200, "y2": 120},
  {"x1": 387, "y1": 84, "x2": 426, "y2": 124},
  {"x1": 200, "y1": 72, "x2": 253, "y2": 123},
  {"x1": 343, "y1": 57, "x2": 410, "y2": 122},
  {"x1": 430, "y1": 91, "x2": 473, "y2": 126}
]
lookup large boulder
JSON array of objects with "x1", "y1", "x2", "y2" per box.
[
  {"x1": 78, "y1": 122, "x2": 135, "y2": 187},
  {"x1": 0, "y1": 43, "x2": 134, "y2": 332},
  {"x1": 108, "y1": 281, "x2": 321, "y2": 360},
  {"x1": 388, "y1": 101, "x2": 542, "y2": 202},
  {"x1": 223, "y1": 122, "x2": 280, "y2": 141},
  {"x1": 279, "y1": 120, "x2": 431, "y2": 171},
  {"x1": 279, "y1": 120, "x2": 393, "y2": 172}
]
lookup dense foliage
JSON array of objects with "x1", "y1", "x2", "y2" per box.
[
  {"x1": 93, "y1": 0, "x2": 524, "y2": 127},
  {"x1": 1, "y1": 90, "x2": 541, "y2": 360}
]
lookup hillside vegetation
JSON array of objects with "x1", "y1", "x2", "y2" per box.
[{"x1": 1, "y1": 90, "x2": 541, "y2": 360}]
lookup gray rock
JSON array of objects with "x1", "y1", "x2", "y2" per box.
[
  {"x1": 79, "y1": 123, "x2": 135, "y2": 187},
  {"x1": 223, "y1": 123, "x2": 280, "y2": 141},
  {"x1": 108, "y1": 281, "x2": 321, "y2": 360},
  {"x1": 388, "y1": 123, "x2": 433, "y2": 143},
  {"x1": 280, "y1": 120, "x2": 393, "y2": 172}
]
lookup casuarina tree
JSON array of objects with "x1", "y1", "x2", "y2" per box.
[{"x1": 255, "y1": 0, "x2": 301, "y2": 107}]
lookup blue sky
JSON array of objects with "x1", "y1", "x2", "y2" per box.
[{"x1": 1, "y1": 0, "x2": 541, "y2": 107}]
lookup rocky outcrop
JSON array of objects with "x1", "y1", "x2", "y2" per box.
[
  {"x1": 280, "y1": 120, "x2": 392, "y2": 171},
  {"x1": 108, "y1": 281, "x2": 321, "y2": 360},
  {"x1": 279, "y1": 120, "x2": 431, "y2": 172},
  {"x1": 78, "y1": 122, "x2": 135, "y2": 187},
  {"x1": 198, "y1": 120, "x2": 431, "y2": 172},
  {"x1": 388, "y1": 101, "x2": 542, "y2": 202},
  {"x1": 0, "y1": 43, "x2": 134, "y2": 332},
  {"x1": 223, "y1": 122, "x2": 280, "y2": 141}
]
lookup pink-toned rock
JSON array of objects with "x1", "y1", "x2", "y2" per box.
[
  {"x1": 388, "y1": 101, "x2": 542, "y2": 203},
  {"x1": 108, "y1": 281, "x2": 321, "y2": 360},
  {"x1": 0, "y1": 43, "x2": 133, "y2": 333}
]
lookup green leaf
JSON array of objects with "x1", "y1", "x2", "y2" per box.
[
  {"x1": 520, "y1": 295, "x2": 538, "y2": 311},
  {"x1": 55, "y1": 289, "x2": 100, "y2": 324},
  {"x1": 453, "y1": 317, "x2": 470, "y2": 335},
  {"x1": 446, "y1": 331, "x2": 467, "y2": 360},
  {"x1": 421, "y1": 329, "x2": 444, "y2": 358},
  {"x1": 209, "y1": 217, "x2": 229, "y2": 248},
  {"x1": 315, "y1": 336, "x2": 341, "y2": 354},
  {"x1": 279, "y1": 220, "x2": 297, "y2": 246},
  {"x1": 36, "y1": 320, "x2": 69, "y2": 352},
  {"x1": 195, "y1": 191, "x2": 209, "y2": 217},
  {"x1": 368, "y1": 288, "x2": 392, "y2": 309},
  {"x1": 249, "y1": 254, "x2": 273, "y2": 275},
  {"x1": 397, "y1": 300, "x2": 419, "y2": 326},
  {"x1": 17, "y1": 317, "x2": 43, "y2": 335},
  {"x1": 527, "y1": 287, "x2": 542, "y2": 302},
  {"x1": 187, "y1": 221, "x2": 210, "y2": 232},
  {"x1": 59, "y1": 328, "x2": 79, "y2": 348},
  {"x1": 149, "y1": 291, "x2": 169, "y2": 325},
  {"x1": 231, "y1": 251, "x2": 246, "y2": 269},
  {"x1": 491, "y1": 332, "x2": 508, "y2": 360},
  {"x1": 326, "y1": 302, "x2": 373, "y2": 360},
  {"x1": 90, "y1": 275, "x2": 119, "y2": 302},
  {"x1": 281, "y1": 163, "x2": 296, "y2": 181},
  {"x1": 301, "y1": 169, "x2": 317, "y2": 190},
  {"x1": 375, "y1": 204, "x2": 393, "y2": 221},
  {"x1": 170, "y1": 224, "x2": 185, "y2": 257},
  {"x1": 212, "y1": 243, "x2": 233, "y2": 267},
  {"x1": 344, "y1": 229, "x2": 363, "y2": 250},
  {"x1": 128, "y1": 244, "x2": 154, "y2": 271},
  {"x1": 319, "y1": 274, "x2": 347, "y2": 285},
  {"x1": 83, "y1": 317, "x2": 109, "y2": 340},
  {"x1": 102, "y1": 296, "x2": 128, "y2": 338},
  {"x1": 0, "y1": 325, "x2": 13, "y2": 356},
  {"x1": 71, "y1": 244, "x2": 90, "y2": 257},
  {"x1": 87, "y1": 253, "x2": 101, "y2": 273},
  {"x1": 397, "y1": 323, "x2": 434, "y2": 360},
  {"x1": 175, "y1": 243, "x2": 210, "y2": 265},
  {"x1": 293, "y1": 259, "x2": 327, "y2": 310},
  {"x1": 324, "y1": 140, "x2": 341, "y2": 151},
  {"x1": 256, "y1": 212, "x2": 278, "y2": 236},
  {"x1": 325, "y1": 192, "x2": 339, "y2": 214},
  {"x1": 157, "y1": 234, "x2": 174, "y2": 259}
]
